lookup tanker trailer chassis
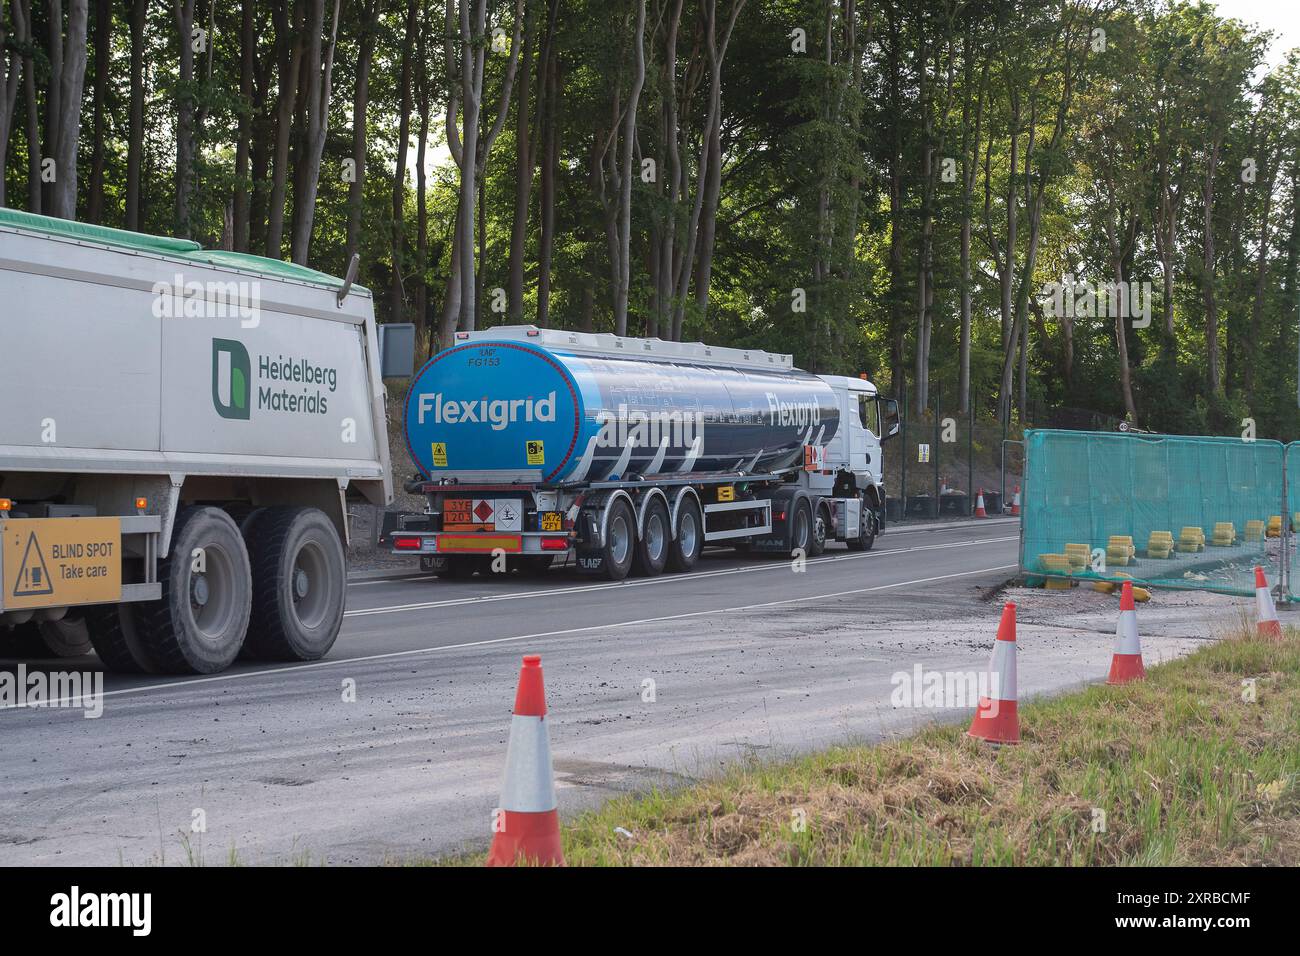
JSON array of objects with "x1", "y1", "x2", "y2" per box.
[{"x1": 385, "y1": 326, "x2": 899, "y2": 582}]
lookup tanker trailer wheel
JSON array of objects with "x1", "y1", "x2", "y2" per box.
[
  {"x1": 807, "y1": 503, "x2": 829, "y2": 558},
  {"x1": 599, "y1": 499, "x2": 636, "y2": 581},
  {"x1": 632, "y1": 499, "x2": 671, "y2": 577},
  {"x1": 137, "y1": 506, "x2": 253, "y2": 674},
  {"x1": 7, "y1": 615, "x2": 94, "y2": 659},
  {"x1": 788, "y1": 499, "x2": 814, "y2": 557},
  {"x1": 845, "y1": 499, "x2": 877, "y2": 552},
  {"x1": 243, "y1": 507, "x2": 346, "y2": 662},
  {"x1": 667, "y1": 498, "x2": 704, "y2": 572},
  {"x1": 84, "y1": 603, "x2": 162, "y2": 673}
]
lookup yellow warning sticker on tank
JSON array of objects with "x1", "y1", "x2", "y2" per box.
[
  {"x1": 717, "y1": 485, "x2": 735, "y2": 502},
  {"x1": 526, "y1": 440, "x2": 545, "y2": 465},
  {"x1": 1, "y1": 517, "x2": 122, "y2": 610},
  {"x1": 431, "y1": 442, "x2": 448, "y2": 468}
]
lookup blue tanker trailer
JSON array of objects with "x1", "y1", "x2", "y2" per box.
[{"x1": 386, "y1": 326, "x2": 899, "y2": 581}]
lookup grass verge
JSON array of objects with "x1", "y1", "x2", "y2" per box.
[{"x1": 496, "y1": 628, "x2": 1300, "y2": 866}]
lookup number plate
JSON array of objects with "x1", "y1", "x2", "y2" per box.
[{"x1": 540, "y1": 511, "x2": 564, "y2": 532}]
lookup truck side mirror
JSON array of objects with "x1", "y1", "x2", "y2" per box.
[{"x1": 881, "y1": 398, "x2": 901, "y2": 441}]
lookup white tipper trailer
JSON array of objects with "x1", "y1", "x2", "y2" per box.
[
  {"x1": 0, "y1": 209, "x2": 392, "y2": 673},
  {"x1": 386, "y1": 326, "x2": 901, "y2": 580}
]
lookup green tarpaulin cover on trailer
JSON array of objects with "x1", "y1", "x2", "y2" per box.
[{"x1": 0, "y1": 208, "x2": 363, "y2": 291}]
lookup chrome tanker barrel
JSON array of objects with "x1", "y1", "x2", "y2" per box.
[{"x1": 402, "y1": 327, "x2": 840, "y2": 484}]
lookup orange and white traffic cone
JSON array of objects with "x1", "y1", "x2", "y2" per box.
[
  {"x1": 974, "y1": 488, "x2": 988, "y2": 518},
  {"x1": 486, "y1": 655, "x2": 564, "y2": 867},
  {"x1": 1106, "y1": 581, "x2": 1145, "y2": 684},
  {"x1": 967, "y1": 602, "x2": 1019, "y2": 745},
  {"x1": 1010, "y1": 484, "x2": 1021, "y2": 516},
  {"x1": 1254, "y1": 566, "x2": 1283, "y2": 641}
]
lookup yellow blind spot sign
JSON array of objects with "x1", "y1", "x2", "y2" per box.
[
  {"x1": 431, "y1": 442, "x2": 448, "y2": 468},
  {"x1": 2, "y1": 517, "x2": 122, "y2": 610},
  {"x1": 526, "y1": 440, "x2": 545, "y2": 465},
  {"x1": 717, "y1": 485, "x2": 735, "y2": 502}
]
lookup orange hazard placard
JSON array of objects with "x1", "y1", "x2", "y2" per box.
[{"x1": 1, "y1": 517, "x2": 122, "y2": 610}]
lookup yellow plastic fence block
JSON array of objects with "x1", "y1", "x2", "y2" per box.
[
  {"x1": 1146, "y1": 531, "x2": 1173, "y2": 558},
  {"x1": 1177, "y1": 526, "x2": 1206, "y2": 552},
  {"x1": 1132, "y1": 587, "x2": 1151, "y2": 603},
  {"x1": 1039, "y1": 553, "x2": 1070, "y2": 573},
  {"x1": 1267, "y1": 516, "x2": 1282, "y2": 538},
  {"x1": 1064, "y1": 543, "x2": 1091, "y2": 570},
  {"x1": 1293, "y1": 512, "x2": 1300, "y2": 533},
  {"x1": 1211, "y1": 522, "x2": 1236, "y2": 547},
  {"x1": 1245, "y1": 520, "x2": 1266, "y2": 543},
  {"x1": 1045, "y1": 578, "x2": 1074, "y2": 590}
]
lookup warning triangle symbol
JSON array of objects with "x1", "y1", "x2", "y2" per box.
[{"x1": 13, "y1": 531, "x2": 54, "y2": 598}]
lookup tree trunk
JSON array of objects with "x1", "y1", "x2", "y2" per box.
[
  {"x1": 125, "y1": 0, "x2": 146, "y2": 229},
  {"x1": 49, "y1": 0, "x2": 88, "y2": 220},
  {"x1": 1202, "y1": 139, "x2": 1221, "y2": 393},
  {"x1": 174, "y1": 0, "x2": 197, "y2": 235},
  {"x1": 266, "y1": 0, "x2": 303, "y2": 258},
  {"x1": 290, "y1": 0, "x2": 340, "y2": 265},
  {"x1": 233, "y1": 0, "x2": 255, "y2": 250},
  {"x1": 390, "y1": 0, "x2": 418, "y2": 321},
  {"x1": 85, "y1": 0, "x2": 109, "y2": 222},
  {"x1": 506, "y1": 0, "x2": 540, "y2": 322},
  {"x1": 345, "y1": 0, "x2": 377, "y2": 265}
]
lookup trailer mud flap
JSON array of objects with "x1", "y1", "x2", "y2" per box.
[{"x1": 1, "y1": 517, "x2": 122, "y2": 610}]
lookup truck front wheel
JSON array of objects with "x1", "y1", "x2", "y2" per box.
[
  {"x1": 845, "y1": 501, "x2": 876, "y2": 552},
  {"x1": 243, "y1": 507, "x2": 347, "y2": 661},
  {"x1": 138, "y1": 507, "x2": 253, "y2": 674}
]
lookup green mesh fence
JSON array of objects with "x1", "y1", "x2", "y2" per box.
[{"x1": 1022, "y1": 430, "x2": 1288, "y2": 597}]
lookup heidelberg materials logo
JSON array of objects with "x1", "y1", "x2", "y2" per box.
[{"x1": 212, "y1": 338, "x2": 251, "y2": 420}]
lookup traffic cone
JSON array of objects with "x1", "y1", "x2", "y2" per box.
[
  {"x1": 1254, "y1": 566, "x2": 1283, "y2": 641},
  {"x1": 967, "y1": 602, "x2": 1019, "y2": 745},
  {"x1": 1106, "y1": 581, "x2": 1145, "y2": 684},
  {"x1": 1010, "y1": 484, "x2": 1021, "y2": 516},
  {"x1": 486, "y1": 655, "x2": 564, "y2": 866},
  {"x1": 974, "y1": 488, "x2": 988, "y2": 518}
]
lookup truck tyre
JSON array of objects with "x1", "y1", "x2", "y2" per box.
[
  {"x1": 599, "y1": 499, "x2": 636, "y2": 581},
  {"x1": 667, "y1": 498, "x2": 704, "y2": 572},
  {"x1": 788, "y1": 499, "x2": 814, "y2": 557},
  {"x1": 7, "y1": 616, "x2": 93, "y2": 658},
  {"x1": 243, "y1": 507, "x2": 346, "y2": 662},
  {"x1": 808, "y1": 503, "x2": 829, "y2": 557},
  {"x1": 137, "y1": 506, "x2": 253, "y2": 674},
  {"x1": 632, "y1": 499, "x2": 671, "y2": 577},
  {"x1": 84, "y1": 603, "x2": 162, "y2": 673},
  {"x1": 845, "y1": 501, "x2": 876, "y2": 552}
]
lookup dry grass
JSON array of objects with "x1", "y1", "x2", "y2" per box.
[{"x1": 540, "y1": 626, "x2": 1300, "y2": 866}]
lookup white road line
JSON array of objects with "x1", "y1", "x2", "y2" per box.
[
  {"x1": 5, "y1": 563, "x2": 1018, "y2": 709},
  {"x1": 343, "y1": 535, "x2": 1019, "y2": 618}
]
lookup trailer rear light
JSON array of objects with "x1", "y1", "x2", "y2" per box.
[
  {"x1": 456, "y1": 332, "x2": 469, "y2": 340},
  {"x1": 540, "y1": 537, "x2": 570, "y2": 551},
  {"x1": 393, "y1": 536, "x2": 423, "y2": 550},
  {"x1": 0, "y1": 498, "x2": 11, "y2": 512},
  {"x1": 135, "y1": 497, "x2": 149, "y2": 511},
  {"x1": 777, "y1": 510, "x2": 786, "y2": 522},
  {"x1": 526, "y1": 328, "x2": 540, "y2": 336}
]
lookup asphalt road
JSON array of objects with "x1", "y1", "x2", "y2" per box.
[{"x1": 0, "y1": 517, "x2": 1217, "y2": 865}]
